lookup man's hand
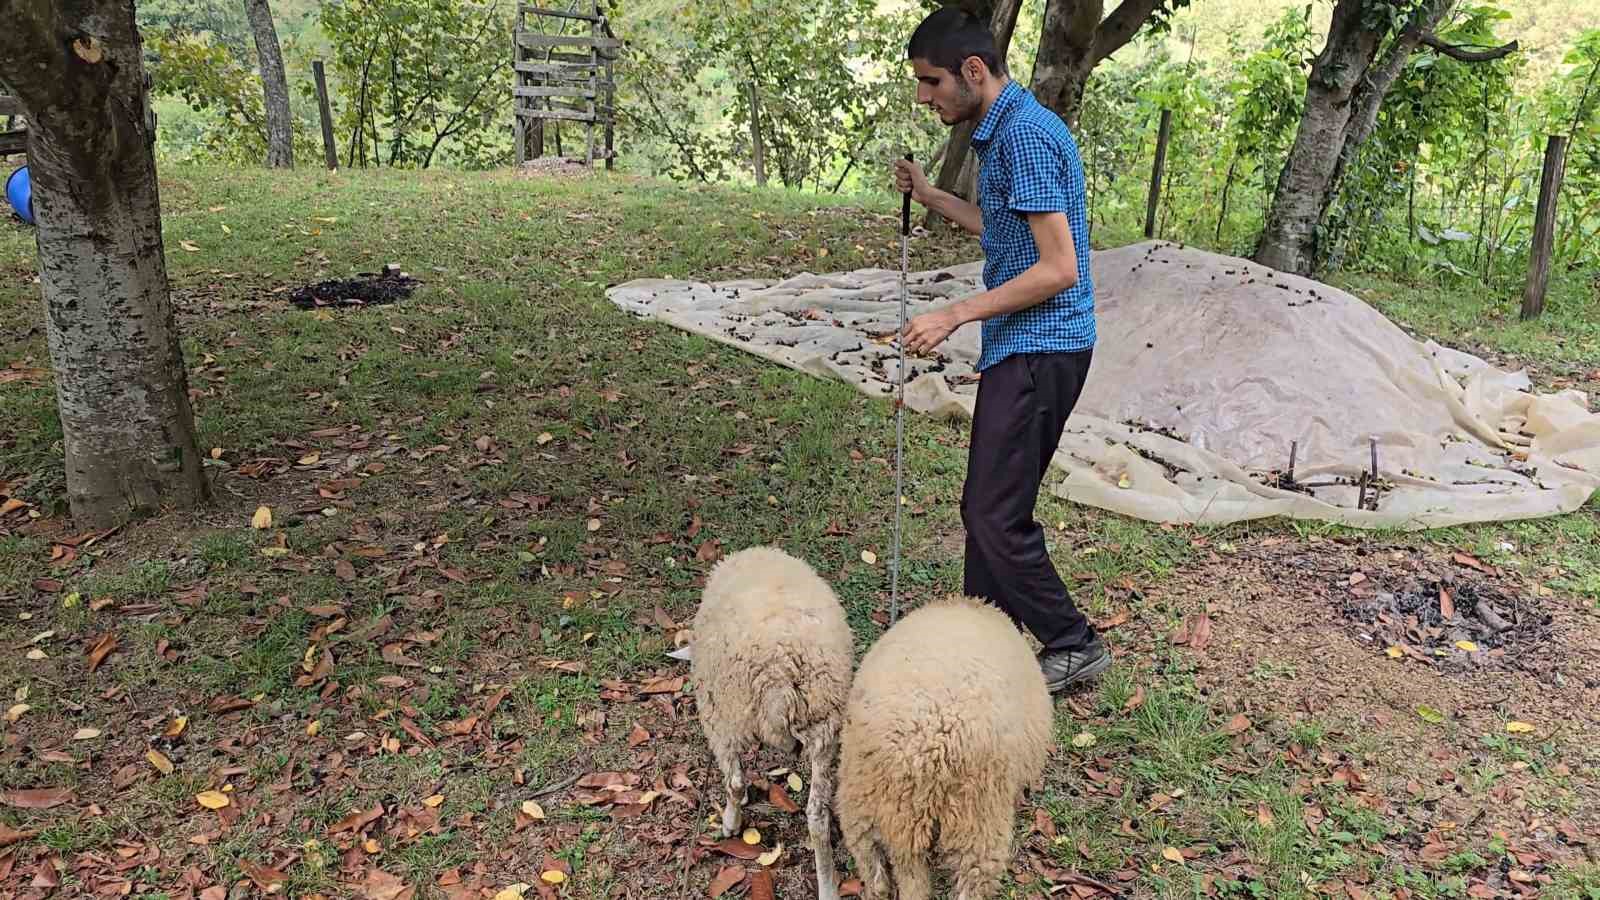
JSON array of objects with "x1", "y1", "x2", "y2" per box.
[
  {"x1": 893, "y1": 158, "x2": 931, "y2": 205},
  {"x1": 902, "y1": 307, "x2": 964, "y2": 355}
]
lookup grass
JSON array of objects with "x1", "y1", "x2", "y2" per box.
[{"x1": 3, "y1": 163, "x2": 1599, "y2": 899}]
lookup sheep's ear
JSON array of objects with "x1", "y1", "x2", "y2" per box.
[{"x1": 667, "y1": 644, "x2": 694, "y2": 662}]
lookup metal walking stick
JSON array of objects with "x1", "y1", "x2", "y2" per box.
[{"x1": 890, "y1": 151, "x2": 912, "y2": 626}]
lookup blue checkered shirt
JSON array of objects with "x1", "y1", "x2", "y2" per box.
[{"x1": 969, "y1": 79, "x2": 1095, "y2": 371}]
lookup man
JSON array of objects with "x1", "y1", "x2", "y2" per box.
[{"x1": 893, "y1": 6, "x2": 1108, "y2": 693}]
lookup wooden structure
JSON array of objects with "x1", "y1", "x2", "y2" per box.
[
  {"x1": 1, "y1": 93, "x2": 25, "y2": 158},
  {"x1": 513, "y1": 2, "x2": 620, "y2": 168}
]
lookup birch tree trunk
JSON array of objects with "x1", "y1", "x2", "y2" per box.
[
  {"x1": 246, "y1": 0, "x2": 294, "y2": 168},
  {"x1": 0, "y1": 0, "x2": 210, "y2": 527}
]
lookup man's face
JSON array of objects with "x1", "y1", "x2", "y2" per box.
[{"x1": 911, "y1": 57, "x2": 981, "y2": 127}]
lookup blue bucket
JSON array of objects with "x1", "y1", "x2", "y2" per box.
[{"x1": 6, "y1": 165, "x2": 34, "y2": 225}]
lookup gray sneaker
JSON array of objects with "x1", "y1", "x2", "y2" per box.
[{"x1": 1039, "y1": 638, "x2": 1111, "y2": 693}]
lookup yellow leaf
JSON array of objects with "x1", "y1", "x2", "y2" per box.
[
  {"x1": 210, "y1": 447, "x2": 224, "y2": 459},
  {"x1": 147, "y1": 749, "x2": 174, "y2": 775},
  {"x1": 312, "y1": 216, "x2": 338, "y2": 224},
  {"x1": 521, "y1": 800, "x2": 546, "y2": 820},
  {"x1": 537, "y1": 432, "x2": 554, "y2": 445},
  {"x1": 72, "y1": 727, "x2": 101, "y2": 740},
  {"x1": 493, "y1": 885, "x2": 530, "y2": 900},
  {"x1": 1162, "y1": 846, "x2": 1185, "y2": 865},
  {"x1": 251, "y1": 506, "x2": 273, "y2": 529},
  {"x1": 787, "y1": 773, "x2": 804, "y2": 792},
  {"x1": 62, "y1": 592, "x2": 80, "y2": 608},
  {"x1": 1505, "y1": 721, "x2": 1535, "y2": 734},
  {"x1": 586, "y1": 518, "x2": 601, "y2": 532},
  {"x1": 306, "y1": 720, "x2": 323, "y2": 737},
  {"x1": 1385, "y1": 646, "x2": 1404, "y2": 659},
  {"x1": 1117, "y1": 472, "x2": 1132, "y2": 489},
  {"x1": 26, "y1": 649, "x2": 47, "y2": 661},
  {"x1": 196, "y1": 790, "x2": 231, "y2": 810},
  {"x1": 5, "y1": 703, "x2": 31, "y2": 723},
  {"x1": 1455, "y1": 640, "x2": 1479, "y2": 652},
  {"x1": 742, "y1": 828, "x2": 761, "y2": 845},
  {"x1": 860, "y1": 550, "x2": 877, "y2": 565},
  {"x1": 818, "y1": 247, "x2": 830, "y2": 258},
  {"x1": 423, "y1": 794, "x2": 445, "y2": 808},
  {"x1": 179, "y1": 240, "x2": 201, "y2": 252},
  {"x1": 298, "y1": 452, "x2": 320, "y2": 466},
  {"x1": 1071, "y1": 731, "x2": 1096, "y2": 749},
  {"x1": 539, "y1": 871, "x2": 567, "y2": 885},
  {"x1": 220, "y1": 223, "x2": 232, "y2": 235},
  {"x1": 363, "y1": 838, "x2": 381, "y2": 854},
  {"x1": 758, "y1": 842, "x2": 783, "y2": 866}
]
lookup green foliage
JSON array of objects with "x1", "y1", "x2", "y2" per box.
[
  {"x1": 614, "y1": 0, "x2": 938, "y2": 191},
  {"x1": 146, "y1": 29, "x2": 271, "y2": 164},
  {"x1": 319, "y1": 0, "x2": 511, "y2": 169}
]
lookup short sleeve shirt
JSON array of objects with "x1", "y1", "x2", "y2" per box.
[{"x1": 969, "y1": 79, "x2": 1095, "y2": 371}]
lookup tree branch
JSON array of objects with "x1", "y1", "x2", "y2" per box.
[
  {"x1": 1419, "y1": 34, "x2": 1518, "y2": 62},
  {"x1": 1093, "y1": 0, "x2": 1163, "y2": 65}
]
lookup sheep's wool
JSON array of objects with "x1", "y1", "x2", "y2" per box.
[{"x1": 607, "y1": 241, "x2": 1600, "y2": 529}]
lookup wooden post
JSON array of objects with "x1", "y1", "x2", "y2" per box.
[
  {"x1": 312, "y1": 61, "x2": 338, "y2": 170},
  {"x1": 604, "y1": 55, "x2": 615, "y2": 170},
  {"x1": 1521, "y1": 134, "x2": 1568, "y2": 321},
  {"x1": 1144, "y1": 108, "x2": 1172, "y2": 240}
]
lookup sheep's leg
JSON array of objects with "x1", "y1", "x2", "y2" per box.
[
  {"x1": 886, "y1": 842, "x2": 933, "y2": 900},
  {"x1": 800, "y1": 724, "x2": 841, "y2": 900},
  {"x1": 946, "y1": 795, "x2": 1013, "y2": 900},
  {"x1": 710, "y1": 735, "x2": 746, "y2": 838},
  {"x1": 839, "y1": 819, "x2": 890, "y2": 900}
]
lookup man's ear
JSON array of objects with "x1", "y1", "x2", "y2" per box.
[{"x1": 961, "y1": 55, "x2": 987, "y2": 86}]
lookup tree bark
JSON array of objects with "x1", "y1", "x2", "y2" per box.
[
  {"x1": 1252, "y1": 0, "x2": 1507, "y2": 274},
  {"x1": 245, "y1": 0, "x2": 294, "y2": 168},
  {"x1": 0, "y1": 0, "x2": 209, "y2": 527},
  {"x1": 747, "y1": 80, "x2": 767, "y2": 187}
]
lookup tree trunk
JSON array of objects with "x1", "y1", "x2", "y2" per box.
[
  {"x1": 1255, "y1": 0, "x2": 1460, "y2": 274},
  {"x1": 1254, "y1": 0, "x2": 1387, "y2": 274},
  {"x1": 748, "y1": 81, "x2": 766, "y2": 187},
  {"x1": 0, "y1": 0, "x2": 209, "y2": 527},
  {"x1": 245, "y1": 0, "x2": 294, "y2": 168},
  {"x1": 1031, "y1": 0, "x2": 1101, "y2": 126}
]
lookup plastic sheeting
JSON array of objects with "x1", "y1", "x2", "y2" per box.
[{"x1": 606, "y1": 241, "x2": 1600, "y2": 529}]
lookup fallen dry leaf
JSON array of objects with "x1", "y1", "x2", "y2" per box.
[
  {"x1": 72, "y1": 37, "x2": 104, "y2": 63},
  {"x1": 520, "y1": 800, "x2": 546, "y2": 820},
  {"x1": 1123, "y1": 685, "x2": 1146, "y2": 713},
  {"x1": 1162, "y1": 846, "x2": 1185, "y2": 864},
  {"x1": 1256, "y1": 802, "x2": 1274, "y2": 826},
  {"x1": 1505, "y1": 721, "x2": 1535, "y2": 734},
  {"x1": 0, "y1": 823, "x2": 37, "y2": 847},
  {"x1": 196, "y1": 791, "x2": 230, "y2": 810},
  {"x1": 1, "y1": 788, "x2": 75, "y2": 809},
  {"x1": 239, "y1": 860, "x2": 288, "y2": 891},
  {"x1": 1439, "y1": 587, "x2": 1455, "y2": 619},
  {"x1": 361, "y1": 868, "x2": 412, "y2": 900},
  {"x1": 329, "y1": 804, "x2": 385, "y2": 834},
  {"x1": 85, "y1": 632, "x2": 118, "y2": 672},
  {"x1": 1223, "y1": 713, "x2": 1252, "y2": 735},
  {"x1": 627, "y1": 723, "x2": 651, "y2": 747},
  {"x1": 860, "y1": 550, "x2": 877, "y2": 565},
  {"x1": 750, "y1": 869, "x2": 776, "y2": 900},
  {"x1": 757, "y1": 843, "x2": 783, "y2": 867},
  {"x1": 713, "y1": 838, "x2": 763, "y2": 861},
  {"x1": 72, "y1": 727, "x2": 101, "y2": 741},
  {"x1": 767, "y1": 782, "x2": 800, "y2": 814},
  {"x1": 709, "y1": 866, "x2": 745, "y2": 898},
  {"x1": 146, "y1": 750, "x2": 174, "y2": 775},
  {"x1": 696, "y1": 539, "x2": 722, "y2": 563},
  {"x1": 381, "y1": 643, "x2": 423, "y2": 668}
]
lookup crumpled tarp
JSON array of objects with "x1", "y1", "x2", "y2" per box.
[{"x1": 606, "y1": 241, "x2": 1600, "y2": 529}]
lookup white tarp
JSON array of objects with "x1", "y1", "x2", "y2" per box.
[{"x1": 606, "y1": 241, "x2": 1600, "y2": 529}]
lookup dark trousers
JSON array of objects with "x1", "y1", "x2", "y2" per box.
[{"x1": 961, "y1": 349, "x2": 1095, "y2": 653}]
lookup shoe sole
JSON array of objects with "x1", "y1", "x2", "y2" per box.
[{"x1": 1045, "y1": 651, "x2": 1111, "y2": 694}]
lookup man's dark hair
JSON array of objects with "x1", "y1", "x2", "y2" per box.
[{"x1": 907, "y1": 7, "x2": 1006, "y2": 78}]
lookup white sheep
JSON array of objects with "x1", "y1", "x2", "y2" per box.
[
  {"x1": 690, "y1": 545, "x2": 854, "y2": 900},
  {"x1": 835, "y1": 594, "x2": 1054, "y2": 900}
]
